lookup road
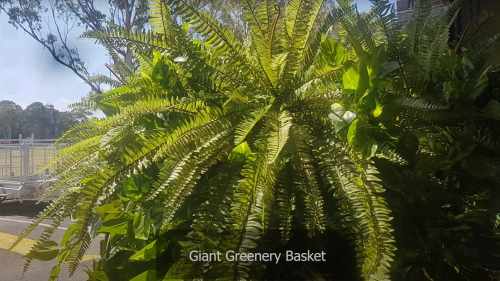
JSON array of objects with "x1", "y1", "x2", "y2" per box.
[{"x1": 0, "y1": 200, "x2": 102, "y2": 281}]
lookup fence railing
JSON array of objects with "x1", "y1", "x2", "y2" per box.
[{"x1": 0, "y1": 135, "x2": 59, "y2": 184}]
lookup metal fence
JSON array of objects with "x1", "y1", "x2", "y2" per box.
[{"x1": 0, "y1": 135, "x2": 59, "y2": 184}]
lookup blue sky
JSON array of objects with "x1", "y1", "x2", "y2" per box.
[{"x1": 0, "y1": 0, "x2": 393, "y2": 112}]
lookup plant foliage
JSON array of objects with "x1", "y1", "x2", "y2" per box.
[{"x1": 11, "y1": 0, "x2": 500, "y2": 280}]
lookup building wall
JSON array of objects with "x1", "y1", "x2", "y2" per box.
[{"x1": 396, "y1": 0, "x2": 444, "y2": 22}]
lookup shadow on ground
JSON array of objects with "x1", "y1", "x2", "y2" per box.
[{"x1": 0, "y1": 200, "x2": 50, "y2": 218}]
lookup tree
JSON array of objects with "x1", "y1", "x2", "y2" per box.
[
  {"x1": 11, "y1": 0, "x2": 500, "y2": 281},
  {"x1": 0, "y1": 0, "x2": 149, "y2": 94},
  {"x1": 0, "y1": 100, "x2": 22, "y2": 139},
  {"x1": 0, "y1": 100, "x2": 90, "y2": 139}
]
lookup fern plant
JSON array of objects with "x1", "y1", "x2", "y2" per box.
[{"x1": 10, "y1": 0, "x2": 500, "y2": 281}]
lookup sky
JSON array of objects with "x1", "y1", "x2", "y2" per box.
[{"x1": 0, "y1": 0, "x2": 394, "y2": 112}]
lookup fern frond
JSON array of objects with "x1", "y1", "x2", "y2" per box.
[
  {"x1": 388, "y1": 95, "x2": 449, "y2": 110},
  {"x1": 267, "y1": 110, "x2": 293, "y2": 164},
  {"x1": 276, "y1": 161, "x2": 296, "y2": 244},
  {"x1": 86, "y1": 75, "x2": 122, "y2": 89},
  {"x1": 216, "y1": 152, "x2": 279, "y2": 280},
  {"x1": 281, "y1": 0, "x2": 319, "y2": 89},
  {"x1": 375, "y1": 142, "x2": 409, "y2": 165},
  {"x1": 317, "y1": 138, "x2": 396, "y2": 281},
  {"x1": 167, "y1": 0, "x2": 242, "y2": 53},
  {"x1": 159, "y1": 131, "x2": 234, "y2": 229},
  {"x1": 290, "y1": 126, "x2": 327, "y2": 237},
  {"x1": 177, "y1": 163, "x2": 241, "y2": 279}
]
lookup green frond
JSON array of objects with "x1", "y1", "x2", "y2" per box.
[
  {"x1": 58, "y1": 121, "x2": 106, "y2": 145},
  {"x1": 281, "y1": 0, "x2": 320, "y2": 89},
  {"x1": 470, "y1": 33, "x2": 500, "y2": 70},
  {"x1": 167, "y1": 0, "x2": 243, "y2": 53},
  {"x1": 316, "y1": 138, "x2": 395, "y2": 281},
  {"x1": 134, "y1": 51, "x2": 153, "y2": 72},
  {"x1": 80, "y1": 26, "x2": 172, "y2": 57},
  {"x1": 101, "y1": 39, "x2": 135, "y2": 78},
  {"x1": 240, "y1": 0, "x2": 266, "y2": 38},
  {"x1": 421, "y1": 1, "x2": 461, "y2": 79},
  {"x1": 369, "y1": 0, "x2": 401, "y2": 62},
  {"x1": 267, "y1": 110, "x2": 293, "y2": 164},
  {"x1": 148, "y1": 0, "x2": 176, "y2": 38},
  {"x1": 85, "y1": 74, "x2": 123, "y2": 89},
  {"x1": 159, "y1": 131, "x2": 234, "y2": 230},
  {"x1": 388, "y1": 95, "x2": 449, "y2": 110},
  {"x1": 400, "y1": 108, "x2": 474, "y2": 123},
  {"x1": 375, "y1": 142, "x2": 409, "y2": 165},
  {"x1": 404, "y1": 0, "x2": 434, "y2": 55},
  {"x1": 295, "y1": 0, "x2": 326, "y2": 67},
  {"x1": 234, "y1": 107, "x2": 269, "y2": 145},
  {"x1": 276, "y1": 161, "x2": 296, "y2": 244},
  {"x1": 107, "y1": 96, "x2": 204, "y2": 126},
  {"x1": 292, "y1": 61, "x2": 353, "y2": 102},
  {"x1": 14, "y1": 192, "x2": 78, "y2": 275},
  {"x1": 290, "y1": 126, "x2": 327, "y2": 237},
  {"x1": 475, "y1": 128, "x2": 500, "y2": 154},
  {"x1": 215, "y1": 153, "x2": 279, "y2": 280},
  {"x1": 250, "y1": 28, "x2": 279, "y2": 88},
  {"x1": 177, "y1": 163, "x2": 241, "y2": 279},
  {"x1": 146, "y1": 107, "x2": 252, "y2": 200}
]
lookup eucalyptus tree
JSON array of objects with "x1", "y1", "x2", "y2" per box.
[{"x1": 0, "y1": 0, "x2": 149, "y2": 94}]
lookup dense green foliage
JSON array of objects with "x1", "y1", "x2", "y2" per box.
[
  {"x1": 0, "y1": 100, "x2": 91, "y2": 139},
  {"x1": 10, "y1": 0, "x2": 500, "y2": 280}
]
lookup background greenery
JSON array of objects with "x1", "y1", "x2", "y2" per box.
[{"x1": 0, "y1": 99, "x2": 93, "y2": 140}]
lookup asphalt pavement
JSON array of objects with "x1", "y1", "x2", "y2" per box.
[{"x1": 0, "y1": 200, "x2": 102, "y2": 281}]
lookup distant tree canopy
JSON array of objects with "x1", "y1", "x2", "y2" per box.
[{"x1": 0, "y1": 100, "x2": 90, "y2": 139}]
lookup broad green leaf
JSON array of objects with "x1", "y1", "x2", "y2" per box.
[
  {"x1": 373, "y1": 98, "x2": 384, "y2": 117},
  {"x1": 347, "y1": 119, "x2": 359, "y2": 144},
  {"x1": 24, "y1": 240, "x2": 59, "y2": 261},
  {"x1": 228, "y1": 141, "x2": 255, "y2": 162},
  {"x1": 181, "y1": 22, "x2": 190, "y2": 34},
  {"x1": 129, "y1": 239, "x2": 165, "y2": 261},
  {"x1": 362, "y1": 139, "x2": 379, "y2": 159},
  {"x1": 153, "y1": 50, "x2": 162, "y2": 65},
  {"x1": 376, "y1": 61, "x2": 400, "y2": 77},
  {"x1": 470, "y1": 66, "x2": 490, "y2": 100},
  {"x1": 130, "y1": 270, "x2": 158, "y2": 281},
  {"x1": 483, "y1": 100, "x2": 500, "y2": 120},
  {"x1": 98, "y1": 213, "x2": 130, "y2": 235},
  {"x1": 60, "y1": 223, "x2": 78, "y2": 246},
  {"x1": 58, "y1": 249, "x2": 69, "y2": 263},
  {"x1": 347, "y1": 119, "x2": 369, "y2": 146},
  {"x1": 133, "y1": 210, "x2": 151, "y2": 240},
  {"x1": 343, "y1": 61, "x2": 369, "y2": 97},
  {"x1": 371, "y1": 77, "x2": 390, "y2": 89},
  {"x1": 95, "y1": 200, "x2": 122, "y2": 217},
  {"x1": 123, "y1": 177, "x2": 142, "y2": 200},
  {"x1": 319, "y1": 35, "x2": 346, "y2": 67},
  {"x1": 48, "y1": 264, "x2": 60, "y2": 281},
  {"x1": 370, "y1": 45, "x2": 388, "y2": 71},
  {"x1": 85, "y1": 271, "x2": 110, "y2": 281}
]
